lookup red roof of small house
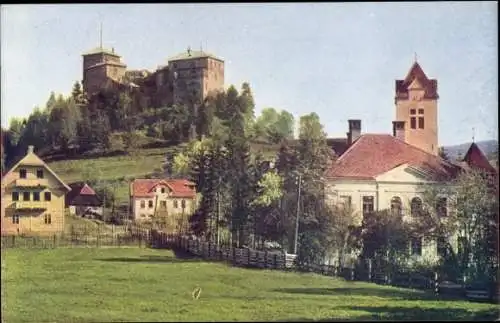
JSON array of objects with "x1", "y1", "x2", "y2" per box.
[
  {"x1": 66, "y1": 182, "x2": 102, "y2": 207},
  {"x1": 395, "y1": 62, "x2": 439, "y2": 100},
  {"x1": 325, "y1": 134, "x2": 461, "y2": 181},
  {"x1": 462, "y1": 142, "x2": 497, "y2": 174},
  {"x1": 131, "y1": 178, "x2": 196, "y2": 198}
]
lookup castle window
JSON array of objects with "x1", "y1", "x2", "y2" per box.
[
  {"x1": 12, "y1": 192, "x2": 19, "y2": 201},
  {"x1": 19, "y1": 169, "x2": 27, "y2": 179},
  {"x1": 418, "y1": 117, "x2": 424, "y2": 129},
  {"x1": 410, "y1": 117, "x2": 416, "y2": 129}
]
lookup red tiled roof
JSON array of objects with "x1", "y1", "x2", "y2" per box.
[
  {"x1": 395, "y1": 62, "x2": 438, "y2": 100},
  {"x1": 66, "y1": 182, "x2": 102, "y2": 206},
  {"x1": 131, "y1": 178, "x2": 196, "y2": 198},
  {"x1": 462, "y1": 142, "x2": 497, "y2": 174},
  {"x1": 326, "y1": 134, "x2": 461, "y2": 181}
]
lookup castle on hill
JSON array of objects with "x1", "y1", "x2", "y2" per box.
[{"x1": 82, "y1": 44, "x2": 225, "y2": 108}]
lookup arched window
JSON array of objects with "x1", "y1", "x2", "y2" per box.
[
  {"x1": 390, "y1": 196, "x2": 402, "y2": 215},
  {"x1": 411, "y1": 197, "x2": 422, "y2": 217}
]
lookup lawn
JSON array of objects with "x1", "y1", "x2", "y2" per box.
[{"x1": 2, "y1": 248, "x2": 499, "y2": 322}]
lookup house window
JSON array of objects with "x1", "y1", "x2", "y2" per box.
[
  {"x1": 44, "y1": 192, "x2": 51, "y2": 201},
  {"x1": 36, "y1": 169, "x2": 44, "y2": 179},
  {"x1": 12, "y1": 192, "x2": 19, "y2": 201},
  {"x1": 390, "y1": 196, "x2": 402, "y2": 216},
  {"x1": 181, "y1": 200, "x2": 186, "y2": 209},
  {"x1": 44, "y1": 213, "x2": 52, "y2": 224},
  {"x1": 148, "y1": 200, "x2": 154, "y2": 208},
  {"x1": 340, "y1": 195, "x2": 352, "y2": 209},
  {"x1": 174, "y1": 200, "x2": 179, "y2": 209},
  {"x1": 418, "y1": 117, "x2": 425, "y2": 129},
  {"x1": 19, "y1": 169, "x2": 27, "y2": 179},
  {"x1": 436, "y1": 197, "x2": 447, "y2": 217},
  {"x1": 418, "y1": 108, "x2": 424, "y2": 114},
  {"x1": 362, "y1": 196, "x2": 374, "y2": 216},
  {"x1": 12, "y1": 215, "x2": 20, "y2": 224},
  {"x1": 410, "y1": 197, "x2": 422, "y2": 216},
  {"x1": 23, "y1": 192, "x2": 30, "y2": 201},
  {"x1": 410, "y1": 117, "x2": 416, "y2": 129},
  {"x1": 410, "y1": 109, "x2": 416, "y2": 115},
  {"x1": 33, "y1": 192, "x2": 40, "y2": 201},
  {"x1": 140, "y1": 200, "x2": 145, "y2": 209},
  {"x1": 161, "y1": 188, "x2": 165, "y2": 194},
  {"x1": 160, "y1": 201, "x2": 167, "y2": 209},
  {"x1": 411, "y1": 237, "x2": 422, "y2": 256},
  {"x1": 437, "y1": 236, "x2": 448, "y2": 257}
]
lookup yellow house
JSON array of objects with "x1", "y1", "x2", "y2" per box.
[{"x1": 1, "y1": 146, "x2": 71, "y2": 235}]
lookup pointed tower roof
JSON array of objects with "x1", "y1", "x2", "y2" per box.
[
  {"x1": 395, "y1": 60, "x2": 438, "y2": 100},
  {"x1": 462, "y1": 142, "x2": 497, "y2": 173}
]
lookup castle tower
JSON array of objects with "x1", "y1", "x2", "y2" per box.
[
  {"x1": 167, "y1": 47, "x2": 224, "y2": 105},
  {"x1": 394, "y1": 60, "x2": 439, "y2": 155}
]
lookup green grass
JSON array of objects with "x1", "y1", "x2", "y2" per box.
[{"x1": 2, "y1": 248, "x2": 499, "y2": 322}]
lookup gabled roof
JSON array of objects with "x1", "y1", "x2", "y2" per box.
[
  {"x1": 1, "y1": 146, "x2": 71, "y2": 191},
  {"x1": 325, "y1": 134, "x2": 461, "y2": 181},
  {"x1": 66, "y1": 182, "x2": 102, "y2": 206},
  {"x1": 395, "y1": 62, "x2": 438, "y2": 100},
  {"x1": 462, "y1": 142, "x2": 497, "y2": 174},
  {"x1": 131, "y1": 178, "x2": 196, "y2": 198},
  {"x1": 168, "y1": 49, "x2": 223, "y2": 62}
]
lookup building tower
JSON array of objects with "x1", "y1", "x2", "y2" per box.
[
  {"x1": 82, "y1": 25, "x2": 127, "y2": 95},
  {"x1": 167, "y1": 47, "x2": 224, "y2": 105},
  {"x1": 394, "y1": 60, "x2": 439, "y2": 155}
]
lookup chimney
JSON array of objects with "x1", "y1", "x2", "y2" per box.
[
  {"x1": 347, "y1": 119, "x2": 361, "y2": 145},
  {"x1": 392, "y1": 121, "x2": 405, "y2": 141},
  {"x1": 27, "y1": 145, "x2": 34, "y2": 154}
]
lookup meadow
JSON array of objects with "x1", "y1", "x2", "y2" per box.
[{"x1": 2, "y1": 247, "x2": 499, "y2": 322}]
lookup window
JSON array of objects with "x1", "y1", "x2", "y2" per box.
[
  {"x1": 410, "y1": 109, "x2": 416, "y2": 115},
  {"x1": 390, "y1": 196, "x2": 402, "y2": 216},
  {"x1": 181, "y1": 200, "x2": 186, "y2": 209},
  {"x1": 436, "y1": 197, "x2": 447, "y2": 217},
  {"x1": 174, "y1": 200, "x2": 179, "y2": 209},
  {"x1": 44, "y1": 192, "x2": 51, "y2": 201},
  {"x1": 410, "y1": 197, "x2": 422, "y2": 216},
  {"x1": 410, "y1": 117, "x2": 416, "y2": 129},
  {"x1": 161, "y1": 188, "x2": 165, "y2": 194},
  {"x1": 160, "y1": 201, "x2": 167, "y2": 209},
  {"x1": 418, "y1": 108, "x2": 424, "y2": 114},
  {"x1": 23, "y1": 192, "x2": 30, "y2": 201},
  {"x1": 44, "y1": 213, "x2": 51, "y2": 224},
  {"x1": 19, "y1": 169, "x2": 27, "y2": 179},
  {"x1": 437, "y1": 236, "x2": 448, "y2": 257},
  {"x1": 340, "y1": 195, "x2": 352, "y2": 209},
  {"x1": 140, "y1": 200, "x2": 145, "y2": 209},
  {"x1": 411, "y1": 237, "x2": 422, "y2": 256},
  {"x1": 33, "y1": 192, "x2": 40, "y2": 201},
  {"x1": 362, "y1": 196, "x2": 374, "y2": 216},
  {"x1": 12, "y1": 192, "x2": 19, "y2": 201},
  {"x1": 148, "y1": 200, "x2": 154, "y2": 208},
  {"x1": 418, "y1": 117, "x2": 425, "y2": 129},
  {"x1": 140, "y1": 214, "x2": 146, "y2": 218},
  {"x1": 12, "y1": 215, "x2": 20, "y2": 224},
  {"x1": 36, "y1": 169, "x2": 44, "y2": 179}
]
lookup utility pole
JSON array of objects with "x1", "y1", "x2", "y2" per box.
[{"x1": 294, "y1": 173, "x2": 302, "y2": 255}]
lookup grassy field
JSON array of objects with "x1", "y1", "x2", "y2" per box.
[{"x1": 2, "y1": 248, "x2": 499, "y2": 322}]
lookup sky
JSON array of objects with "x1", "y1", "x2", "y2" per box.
[{"x1": 1, "y1": 2, "x2": 497, "y2": 146}]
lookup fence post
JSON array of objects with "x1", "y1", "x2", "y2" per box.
[
  {"x1": 368, "y1": 259, "x2": 372, "y2": 282},
  {"x1": 274, "y1": 254, "x2": 278, "y2": 269},
  {"x1": 351, "y1": 267, "x2": 355, "y2": 281},
  {"x1": 434, "y1": 272, "x2": 439, "y2": 296},
  {"x1": 232, "y1": 247, "x2": 236, "y2": 264},
  {"x1": 264, "y1": 250, "x2": 268, "y2": 268}
]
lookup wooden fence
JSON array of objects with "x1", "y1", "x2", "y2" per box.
[{"x1": 150, "y1": 230, "x2": 498, "y2": 302}]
